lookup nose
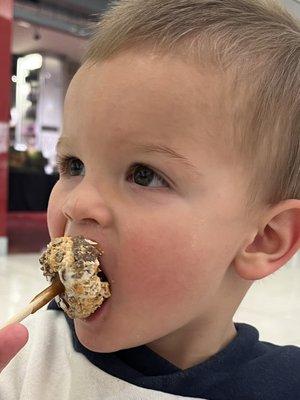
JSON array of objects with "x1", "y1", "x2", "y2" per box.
[{"x1": 62, "y1": 180, "x2": 113, "y2": 228}]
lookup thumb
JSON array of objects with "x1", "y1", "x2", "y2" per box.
[{"x1": 0, "y1": 323, "x2": 29, "y2": 372}]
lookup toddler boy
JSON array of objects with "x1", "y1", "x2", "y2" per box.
[{"x1": 0, "y1": 0, "x2": 300, "y2": 399}]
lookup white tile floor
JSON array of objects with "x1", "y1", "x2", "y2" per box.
[{"x1": 0, "y1": 251, "x2": 299, "y2": 346}]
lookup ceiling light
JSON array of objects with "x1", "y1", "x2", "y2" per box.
[
  {"x1": 17, "y1": 21, "x2": 31, "y2": 29},
  {"x1": 22, "y1": 54, "x2": 43, "y2": 71}
]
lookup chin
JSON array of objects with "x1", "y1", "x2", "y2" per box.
[{"x1": 74, "y1": 321, "x2": 128, "y2": 353}]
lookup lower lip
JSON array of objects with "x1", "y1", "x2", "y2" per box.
[{"x1": 80, "y1": 297, "x2": 110, "y2": 324}]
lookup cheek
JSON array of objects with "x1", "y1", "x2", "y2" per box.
[
  {"x1": 47, "y1": 181, "x2": 67, "y2": 239},
  {"x1": 115, "y1": 205, "x2": 245, "y2": 318},
  {"x1": 116, "y1": 220, "x2": 221, "y2": 314}
]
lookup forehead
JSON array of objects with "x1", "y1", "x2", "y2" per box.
[{"x1": 63, "y1": 51, "x2": 234, "y2": 159}]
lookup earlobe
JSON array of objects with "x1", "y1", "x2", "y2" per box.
[
  {"x1": 233, "y1": 199, "x2": 300, "y2": 281},
  {"x1": 233, "y1": 246, "x2": 274, "y2": 280}
]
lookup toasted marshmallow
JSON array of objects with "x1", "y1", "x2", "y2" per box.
[{"x1": 39, "y1": 236, "x2": 111, "y2": 319}]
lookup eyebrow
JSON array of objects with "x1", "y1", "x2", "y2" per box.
[
  {"x1": 56, "y1": 137, "x2": 202, "y2": 177},
  {"x1": 133, "y1": 143, "x2": 202, "y2": 177}
]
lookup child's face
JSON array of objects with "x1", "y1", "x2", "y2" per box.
[{"x1": 48, "y1": 51, "x2": 255, "y2": 353}]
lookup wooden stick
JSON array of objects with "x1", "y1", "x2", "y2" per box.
[{"x1": 0, "y1": 276, "x2": 64, "y2": 330}]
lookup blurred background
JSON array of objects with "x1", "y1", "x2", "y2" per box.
[{"x1": 0, "y1": 0, "x2": 299, "y2": 345}]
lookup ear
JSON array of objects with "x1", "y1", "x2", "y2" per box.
[{"x1": 233, "y1": 199, "x2": 300, "y2": 280}]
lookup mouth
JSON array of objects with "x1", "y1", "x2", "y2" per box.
[
  {"x1": 95, "y1": 247, "x2": 110, "y2": 285},
  {"x1": 43, "y1": 235, "x2": 112, "y2": 319},
  {"x1": 57, "y1": 263, "x2": 111, "y2": 320},
  {"x1": 98, "y1": 269, "x2": 109, "y2": 284},
  {"x1": 80, "y1": 262, "x2": 111, "y2": 323}
]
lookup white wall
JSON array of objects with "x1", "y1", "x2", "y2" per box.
[{"x1": 280, "y1": 0, "x2": 300, "y2": 17}]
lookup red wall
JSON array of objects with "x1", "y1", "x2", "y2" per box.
[{"x1": 0, "y1": 0, "x2": 13, "y2": 238}]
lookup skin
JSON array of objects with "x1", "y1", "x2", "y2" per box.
[
  {"x1": 0, "y1": 324, "x2": 28, "y2": 372},
  {"x1": 46, "y1": 50, "x2": 300, "y2": 370}
]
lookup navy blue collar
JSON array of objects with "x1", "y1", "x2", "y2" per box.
[{"x1": 48, "y1": 300, "x2": 265, "y2": 399}]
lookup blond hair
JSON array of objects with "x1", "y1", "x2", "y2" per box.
[{"x1": 85, "y1": 0, "x2": 300, "y2": 207}]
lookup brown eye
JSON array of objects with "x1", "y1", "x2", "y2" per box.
[
  {"x1": 128, "y1": 164, "x2": 168, "y2": 187},
  {"x1": 68, "y1": 158, "x2": 85, "y2": 176}
]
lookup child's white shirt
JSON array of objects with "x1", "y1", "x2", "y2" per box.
[{"x1": 0, "y1": 310, "x2": 205, "y2": 400}]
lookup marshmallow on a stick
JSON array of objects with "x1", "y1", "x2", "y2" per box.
[{"x1": 39, "y1": 236, "x2": 111, "y2": 319}]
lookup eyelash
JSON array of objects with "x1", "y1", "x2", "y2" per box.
[
  {"x1": 56, "y1": 154, "x2": 170, "y2": 188},
  {"x1": 56, "y1": 154, "x2": 75, "y2": 176}
]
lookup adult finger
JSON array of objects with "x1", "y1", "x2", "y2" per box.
[{"x1": 0, "y1": 323, "x2": 29, "y2": 372}]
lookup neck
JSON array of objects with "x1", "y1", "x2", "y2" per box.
[
  {"x1": 147, "y1": 268, "x2": 251, "y2": 370},
  {"x1": 147, "y1": 317, "x2": 237, "y2": 370}
]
